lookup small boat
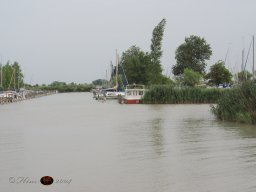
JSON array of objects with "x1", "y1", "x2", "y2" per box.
[
  {"x1": 103, "y1": 88, "x2": 125, "y2": 99},
  {"x1": 119, "y1": 84, "x2": 146, "y2": 104},
  {"x1": 1, "y1": 91, "x2": 17, "y2": 99},
  {"x1": 92, "y1": 50, "x2": 127, "y2": 101},
  {"x1": 93, "y1": 88, "x2": 125, "y2": 100}
]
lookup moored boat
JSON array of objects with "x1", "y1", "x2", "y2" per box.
[
  {"x1": 119, "y1": 84, "x2": 146, "y2": 104},
  {"x1": 103, "y1": 88, "x2": 125, "y2": 99}
]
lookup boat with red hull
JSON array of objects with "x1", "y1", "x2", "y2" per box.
[{"x1": 119, "y1": 84, "x2": 146, "y2": 104}]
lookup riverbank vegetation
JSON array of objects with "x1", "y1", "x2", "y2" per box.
[
  {"x1": 212, "y1": 81, "x2": 256, "y2": 124},
  {"x1": 0, "y1": 61, "x2": 24, "y2": 91},
  {"x1": 28, "y1": 81, "x2": 93, "y2": 93},
  {"x1": 143, "y1": 85, "x2": 227, "y2": 104},
  {"x1": 143, "y1": 81, "x2": 256, "y2": 125},
  {"x1": 0, "y1": 62, "x2": 93, "y2": 92}
]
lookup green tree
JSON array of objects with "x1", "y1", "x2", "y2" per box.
[
  {"x1": 206, "y1": 60, "x2": 232, "y2": 86},
  {"x1": 180, "y1": 68, "x2": 202, "y2": 87},
  {"x1": 2, "y1": 62, "x2": 13, "y2": 90},
  {"x1": 12, "y1": 61, "x2": 24, "y2": 89},
  {"x1": 1, "y1": 61, "x2": 24, "y2": 90},
  {"x1": 172, "y1": 35, "x2": 212, "y2": 75},
  {"x1": 150, "y1": 18, "x2": 166, "y2": 84},
  {"x1": 121, "y1": 45, "x2": 151, "y2": 85}
]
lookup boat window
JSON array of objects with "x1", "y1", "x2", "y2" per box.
[
  {"x1": 139, "y1": 91, "x2": 144, "y2": 95},
  {"x1": 127, "y1": 91, "x2": 131, "y2": 95}
]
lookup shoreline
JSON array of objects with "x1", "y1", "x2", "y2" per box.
[{"x1": 0, "y1": 90, "x2": 57, "y2": 105}]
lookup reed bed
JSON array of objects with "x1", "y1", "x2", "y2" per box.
[
  {"x1": 143, "y1": 85, "x2": 227, "y2": 104},
  {"x1": 212, "y1": 81, "x2": 256, "y2": 124}
]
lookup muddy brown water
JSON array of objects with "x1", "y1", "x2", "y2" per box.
[{"x1": 1, "y1": 93, "x2": 256, "y2": 192}]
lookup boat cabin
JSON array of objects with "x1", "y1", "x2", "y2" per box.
[{"x1": 122, "y1": 84, "x2": 146, "y2": 104}]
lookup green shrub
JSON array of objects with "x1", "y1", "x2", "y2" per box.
[{"x1": 212, "y1": 81, "x2": 256, "y2": 124}]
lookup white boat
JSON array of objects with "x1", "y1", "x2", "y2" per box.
[
  {"x1": 119, "y1": 84, "x2": 146, "y2": 104},
  {"x1": 0, "y1": 92, "x2": 5, "y2": 98},
  {"x1": 93, "y1": 50, "x2": 127, "y2": 100},
  {"x1": 0, "y1": 91, "x2": 16, "y2": 98},
  {"x1": 102, "y1": 88, "x2": 125, "y2": 99}
]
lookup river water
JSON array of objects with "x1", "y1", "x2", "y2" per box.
[{"x1": 0, "y1": 93, "x2": 256, "y2": 192}]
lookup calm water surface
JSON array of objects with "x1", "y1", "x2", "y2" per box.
[{"x1": 1, "y1": 93, "x2": 256, "y2": 192}]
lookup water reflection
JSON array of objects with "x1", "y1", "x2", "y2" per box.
[
  {"x1": 216, "y1": 121, "x2": 256, "y2": 169},
  {"x1": 118, "y1": 118, "x2": 166, "y2": 161},
  {"x1": 219, "y1": 121, "x2": 256, "y2": 139},
  {"x1": 150, "y1": 118, "x2": 165, "y2": 157}
]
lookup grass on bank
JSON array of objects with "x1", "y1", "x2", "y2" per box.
[
  {"x1": 212, "y1": 81, "x2": 256, "y2": 124},
  {"x1": 143, "y1": 85, "x2": 228, "y2": 104},
  {"x1": 143, "y1": 83, "x2": 256, "y2": 125}
]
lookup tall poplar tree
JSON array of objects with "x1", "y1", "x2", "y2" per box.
[{"x1": 149, "y1": 18, "x2": 166, "y2": 84}]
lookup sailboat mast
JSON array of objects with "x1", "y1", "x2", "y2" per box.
[
  {"x1": 0, "y1": 56, "x2": 2, "y2": 88},
  {"x1": 116, "y1": 50, "x2": 118, "y2": 91},
  {"x1": 224, "y1": 47, "x2": 230, "y2": 65},
  {"x1": 242, "y1": 49, "x2": 244, "y2": 71},
  {"x1": 106, "y1": 69, "x2": 107, "y2": 87},
  {"x1": 0, "y1": 64, "x2": 2, "y2": 88},
  {"x1": 253, "y1": 35, "x2": 255, "y2": 80}
]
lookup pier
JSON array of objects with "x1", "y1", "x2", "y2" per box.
[{"x1": 0, "y1": 90, "x2": 57, "y2": 105}]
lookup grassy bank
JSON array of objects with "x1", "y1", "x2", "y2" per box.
[
  {"x1": 143, "y1": 85, "x2": 227, "y2": 104},
  {"x1": 212, "y1": 81, "x2": 256, "y2": 124}
]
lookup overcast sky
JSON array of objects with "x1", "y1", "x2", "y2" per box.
[{"x1": 0, "y1": 0, "x2": 255, "y2": 84}]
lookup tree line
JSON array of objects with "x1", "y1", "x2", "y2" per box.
[
  {"x1": 0, "y1": 62, "x2": 93, "y2": 92},
  {"x1": 1, "y1": 19, "x2": 252, "y2": 91},
  {"x1": 117, "y1": 19, "x2": 252, "y2": 87},
  {"x1": 27, "y1": 81, "x2": 93, "y2": 92}
]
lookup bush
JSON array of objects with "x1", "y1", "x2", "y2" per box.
[{"x1": 212, "y1": 81, "x2": 256, "y2": 124}]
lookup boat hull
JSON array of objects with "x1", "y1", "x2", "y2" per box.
[{"x1": 123, "y1": 99, "x2": 142, "y2": 104}]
